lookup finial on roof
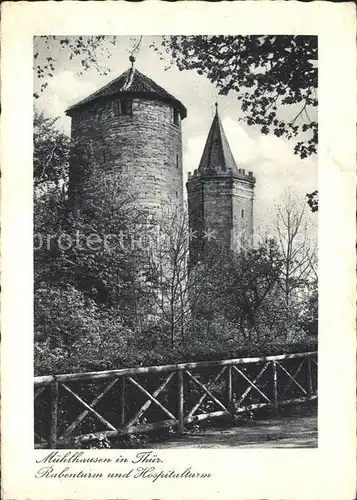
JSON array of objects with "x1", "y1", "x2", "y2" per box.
[
  {"x1": 215, "y1": 102, "x2": 218, "y2": 114},
  {"x1": 122, "y1": 56, "x2": 136, "y2": 90}
]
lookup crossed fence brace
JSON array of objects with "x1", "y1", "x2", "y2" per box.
[{"x1": 34, "y1": 352, "x2": 318, "y2": 448}]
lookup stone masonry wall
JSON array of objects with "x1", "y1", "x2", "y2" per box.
[
  {"x1": 231, "y1": 179, "x2": 254, "y2": 251},
  {"x1": 187, "y1": 179, "x2": 204, "y2": 264},
  {"x1": 187, "y1": 175, "x2": 254, "y2": 263},
  {"x1": 202, "y1": 179, "x2": 234, "y2": 250},
  {"x1": 69, "y1": 97, "x2": 183, "y2": 218}
]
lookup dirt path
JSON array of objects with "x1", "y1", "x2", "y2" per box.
[{"x1": 146, "y1": 411, "x2": 317, "y2": 449}]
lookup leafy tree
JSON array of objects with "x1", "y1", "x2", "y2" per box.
[
  {"x1": 299, "y1": 282, "x2": 318, "y2": 336},
  {"x1": 159, "y1": 35, "x2": 317, "y2": 159},
  {"x1": 34, "y1": 171, "x2": 148, "y2": 312},
  {"x1": 33, "y1": 36, "x2": 319, "y2": 372},
  {"x1": 33, "y1": 114, "x2": 151, "y2": 373},
  {"x1": 34, "y1": 285, "x2": 137, "y2": 374},
  {"x1": 34, "y1": 35, "x2": 318, "y2": 160},
  {"x1": 224, "y1": 241, "x2": 283, "y2": 345},
  {"x1": 191, "y1": 239, "x2": 284, "y2": 347},
  {"x1": 33, "y1": 110, "x2": 70, "y2": 193},
  {"x1": 34, "y1": 36, "x2": 319, "y2": 210},
  {"x1": 158, "y1": 36, "x2": 318, "y2": 211}
]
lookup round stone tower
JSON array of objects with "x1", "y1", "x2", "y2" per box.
[{"x1": 66, "y1": 58, "x2": 187, "y2": 218}]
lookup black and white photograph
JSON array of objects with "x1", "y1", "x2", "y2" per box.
[{"x1": 33, "y1": 35, "x2": 319, "y2": 452}]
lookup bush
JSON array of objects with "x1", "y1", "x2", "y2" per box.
[{"x1": 34, "y1": 285, "x2": 138, "y2": 375}]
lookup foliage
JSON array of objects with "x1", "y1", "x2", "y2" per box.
[
  {"x1": 159, "y1": 35, "x2": 318, "y2": 159},
  {"x1": 158, "y1": 35, "x2": 319, "y2": 212},
  {"x1": 34, "y1": 114, "x2": 149, "y2": 374},
  {"x1": 34, "y1": 122, "x2": 148, "y2": 310},
  {"x1": 192, "y1": 240, "x2": 284, "y2": 346},
  {"x1": 33, "y1": 35, "x2": 319, "y2": 211},
  {"x1": 306, "y1": 190, "x2": 318, "y2": 212},
  {"x1": 299, "y1": 283, "x2": 318, "y2": 336},
  {"x1": 34, "y1": 189, "x2": 317, "y2": 374},
  {"x1": 34, "y1": 284, "x2": 138, "y2": 374},
  {"x1": 33, "y1": 110, "x2": 70, "y2": 192},
  {"x1": 225, "y1": 241, "x2": 283, "y2": 337},
  {"x1": 33, "y1": 113, "x2": 317, "y2": 376},
  {"x1": 34, "y1": 36, "x2": 119, "y2": 96}
]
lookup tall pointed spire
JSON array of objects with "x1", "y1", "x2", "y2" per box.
[{"x1": 198, "y1": 107, "x2": 239, "y2": 175}]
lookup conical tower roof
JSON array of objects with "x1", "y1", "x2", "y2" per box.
[
  {"x1": 66, "y1": 62, "x2": 187, "y2": 118},
  {"x1": 198, "y1": 107, "x2": 239, "y2": 175}
]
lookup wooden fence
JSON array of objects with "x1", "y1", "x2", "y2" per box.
[{"x1": 34, "y1": 351, "x2": 317, "y2": 448}]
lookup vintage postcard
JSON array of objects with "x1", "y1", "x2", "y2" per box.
[{"x1": 1, "y1": 1, "x2": 356, "y2": 499}]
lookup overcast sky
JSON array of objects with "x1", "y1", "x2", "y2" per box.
[{"x1": 34, "y1": 35, "x2": 317, "y2": 235}]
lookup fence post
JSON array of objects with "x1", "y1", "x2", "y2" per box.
[
  {"x1": 177, "y1": 370, "x2": 184, "y2": 434},
  {"x1": 307, "y1": 354, "x2": 313, "y2": 406},
  {"x1": 120, "y1": 376, "x2": 126, "y2": 427},
  {"x1": 272, "y1": 361, "x2": 278, "y2": 414},
  {"x1": 49, "y1": 379, "x2": 59, "y2": 448},
  {"x1": 226, "y1": 365, "x2": 233, "y2": 413}
]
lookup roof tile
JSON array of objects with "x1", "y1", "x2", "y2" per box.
[
  {"x1": 66, "y1": 67, "x2": 187, "y2": 118},
  {"x1": 198, "y1": 110, "x2": 239, "y2": 175}
]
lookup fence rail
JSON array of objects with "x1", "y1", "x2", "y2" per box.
[{"x1": 34, "y1": 351, "x2": 318, "y2": 449}]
